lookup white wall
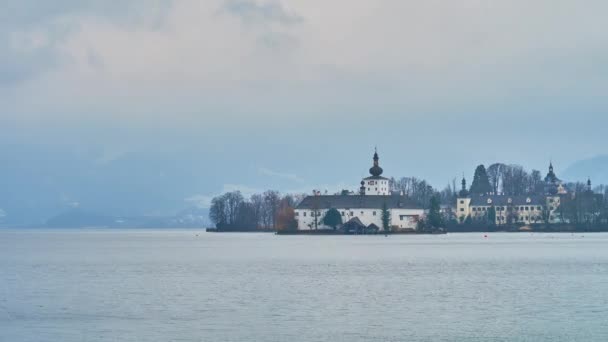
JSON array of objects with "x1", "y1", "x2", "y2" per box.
[
  {"x1": 363, "y1": 179, "x2": 390, "y2": 196},
  {"x1": 295, "y1": 207, "x2": 425, "y2": 230},
  {"x1": 390, "y1": 208, "x2": 424, "y2": 229}
]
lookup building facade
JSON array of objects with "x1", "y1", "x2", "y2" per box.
[
  {"x1": 294, "y1": 150, "x2": 425, "y2": 231},
  {"x1": 456, "y1": 163, "x2": 566, "y2": 225}
]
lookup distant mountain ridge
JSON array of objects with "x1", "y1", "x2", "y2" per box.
[
  {"x1": 43, "y1": 207, "x2": 210, "y2": 229},
  {"x1": 563, "y1": 155, "x2": 608, "y2": 185}
]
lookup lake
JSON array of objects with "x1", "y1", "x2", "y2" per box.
[{"x1": 1, "y1": 230, "x2": 608, "y2": 341}]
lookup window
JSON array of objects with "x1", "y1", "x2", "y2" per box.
[
  {"x1": 350, "y1": 211, "x2": 353, "y2": 216},
  {"x1": 373, "y1": 211, "x2": 377, "y2": 216},
  {"x1": 341, "y1": 211, "x2": 345, "y2": 216},
  {"x1": 295, "y1": 212, "x2": 299, "y2": 217},
  {"x1": 460, "y1": 208, "x2": 464, "y2": 212},
  {"x1": 525, "y1": 207, "x2": 529, "y2": 211},
  {"x1": 460, "y1": 200, "x2": 464, "y2": 204},
  {"x1": 375, "y1": 188, "x2": 378, "y2": 191},
  {"x1": 550, "y1": 206, "x2": 554, "y2": 210},
  {"x1": 368, "y1": 188, "x2": 370, "y2": 191},
  {"x1": 537, "y1": 206, "x2": 542, "y2": 211},
  {"x1": 303, "y1": 212, "x2": 307, "y2": 217},
  {"x1": 360, "y1": 211, "x2": 364, "y2": 215},
  {"x1": 549, "y1": 198, "x2": 554, "y2": 203}
]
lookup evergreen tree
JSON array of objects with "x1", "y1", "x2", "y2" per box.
[
  {"x1": 381, "y1": 202, "x2": 391, "y2": 232},
  {"x1": 322, "y1": 208, "x2": 342, "y2": 230},
  {"x1": 427, "y1": 195, "x2": 444, "y2": 228},
  {"x1": 487, "y1": 206, "x2": 496, "y2": 226},
  {"x1": 464, "y1": 215, "x2": 473, "y2": 225},
  {"x1": 470, "y1": 165, "x2": 492, "y2": 195}
]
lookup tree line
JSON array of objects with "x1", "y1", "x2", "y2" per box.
[
  {"x1": 209, "y1": 191, "x2": 302, "y2": 231},
  {"x1": 468, "y1": 163, "x2": 546, "y2": 196}
]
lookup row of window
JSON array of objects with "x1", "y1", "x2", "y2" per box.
[
  {"x1": 368, "y1": 181, "x2": 386, "y2": 185},
  {"x1": 470, "y1": 206, "x2": 543, "y2": 212},
  {"x1": 495, "y1": 216, "x2": 542, "y2": 221},
  {"x1": 295, "y1": 211, "x2": 378, "y2": 217}
]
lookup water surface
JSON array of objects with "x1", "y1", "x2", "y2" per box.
[{"x1": 1, "y1": 230, "x2": 608, "y2": 341}]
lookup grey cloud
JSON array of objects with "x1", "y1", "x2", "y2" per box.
[
  {"x1": 0, "y1": 0, "x2": 171, "y2": 85},
  {"x1": 223, "y1": 0, "x2": 303, "y2": 26}
]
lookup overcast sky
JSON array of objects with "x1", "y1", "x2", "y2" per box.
[{"x1": 1, "y1": 1, "x2": 608, "y2": 219}]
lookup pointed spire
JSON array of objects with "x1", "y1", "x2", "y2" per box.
[
  {"x1": 587, "y1": 177, "x2": 592, "y2": 192},
  {"x1": 373, "y1": 147, "x2": 379, "y2": 163}
]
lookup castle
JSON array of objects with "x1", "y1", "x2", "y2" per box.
[
  {"x1": 455, "y1": 163, "x2": 573, "y2": 225},
  {"x1": 294, "y1": 150, "x2": 425, "y2": 232}
]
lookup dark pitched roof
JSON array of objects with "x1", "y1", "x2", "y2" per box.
[
  {"x1": 343, "y1": 217, "x2": 365, "y2": 228},
  {"x1": 367, "y1": 223, "x2": 380, "y2": 230},
  {"x1": 468, "y1": 194, "x2": 545, "y2": 206},
  {"x1": 296, "y1": 195, "x2": 422, "y2": 210}
]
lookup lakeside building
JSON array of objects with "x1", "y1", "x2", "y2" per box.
[
  {"x1": 294, "y1": 150, "x2": 425, "y2": 231},
  {"x1": 456, "y1": 163, "x2": 568, "y2": 225}
]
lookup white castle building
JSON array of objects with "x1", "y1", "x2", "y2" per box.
[
  {"x1": 456, "y1": 163, "x2": 569, "y2": 225},
  {"x1": 294, "y1": 150, "x2": 425, "y2": 232}
]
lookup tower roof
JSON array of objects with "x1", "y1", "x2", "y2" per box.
[
  {"x1": 544, "y1": 161, "x2": 559, "y2": 184},
  {"x1": 369, "y1": 148, "x2": 383, "y2": 177}
]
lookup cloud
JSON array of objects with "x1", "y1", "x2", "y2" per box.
[
  {"x1": 1, "y1": 0, "x2": 605, "y2": 124},
  {"x1": 0, "y1": 0, "x2": 170, "y2": 86},
  {"x1": 222, "y1": 0, "x2": 303, "y2": 26},
  {"x1": 2, "y1": 0, "x2": 608, "y2": 181},
  {"x1": 258, "y1": 167, "x2": 304, "y2": 183}
]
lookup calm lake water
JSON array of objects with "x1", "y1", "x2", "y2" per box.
[{"x1": 1, "y1": 230, "x2": 608, "y2": 342}]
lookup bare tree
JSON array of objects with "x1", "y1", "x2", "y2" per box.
[
  {"x1": 262, "y1": 190, "x2": 281, "y2": 229},
  {"x1": 487, "y1": 163, "x2": 505, "y2": 194}
]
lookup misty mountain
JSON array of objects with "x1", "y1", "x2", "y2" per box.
[
  {"x1": 563, "y1": 155, "x2": 608, "y2": 185},
  {"x1": 0, "y1": 144, "x2": 209, "y2": 225},
  {"x1": 43, "y1": 206, "x2": 210, "y2": 229},
  {"x1": 46, "y1": 209, "x2": 117, "y2": 228},
  {"x1": 0, "y1": 142, "x2": 350, "y2": 226}
]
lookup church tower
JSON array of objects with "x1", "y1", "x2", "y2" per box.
[
  {"x1": 362, "y1": 148, "x2": 389, "y2": 195},
  {"x1": 459, "y1": 175, "x2": 469, "y2": 197}
]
